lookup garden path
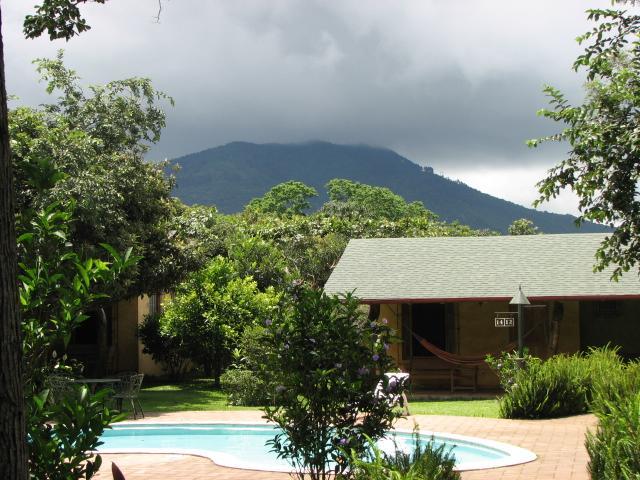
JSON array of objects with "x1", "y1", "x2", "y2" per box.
[{"x1": 93, "y1": 410, "x2": 597, "y2": 480}]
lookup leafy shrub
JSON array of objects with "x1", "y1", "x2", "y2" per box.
[
  {"x1": 220, "y1": 369, "x2": 268, "y2": 406},
  {"x1": 17, "y1": 200, "x2": 136, "y2": 479},
  {"x1": 228, "y1": 237, "x2": 291, "y2": 291},
  {"x1": 221, "y1": 325, "x2": 275, "y2": 406},
  {"x1": 27, "y1": 385, "x2": 123, "y2": 479},
  {"x1": 235, "y1": 324, "x2": 271, "y2": 371},
  {"x1": 260, "y1": 287, "x2": 405, "y2": 479},
  {"x1": 485, "y1": 349, "x2": 537, "y2": 391},
  {"x1": 139, "y1": 313, "x2": 189, "y2": 380},
  {"x1": 586, "y1": 391, "x2": 640, "y2": 480},
  {"x1": 496, "y1": 354, "x2": 591, "y2": 419},
  {"x1": 346, "y1": 430, "x2": 460, "y2": 480},
  {"x1": 158, "y1": 256, "x2": 281, "y2": 386}
]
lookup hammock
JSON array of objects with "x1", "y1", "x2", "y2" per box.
[{"x1": 411, "y1": 332, "x2": 517, "y2": 367}]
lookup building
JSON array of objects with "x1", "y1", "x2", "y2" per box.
[
  {"x1": 324, "y1": 234, "x2": 640, "y2": 390},
  {"x1": 68, "y1": 293, "x2": 166, "y2": 377}
]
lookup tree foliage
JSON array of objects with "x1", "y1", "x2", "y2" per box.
[
  {"x1": 18, "y1": 202, "x2": 138, "y2": 385},
  {"x1": 323, "y1": 179, "x2": 434, "y2": 221},
  {"x1": 247, "y1": 180, "x2": 318, "y2": 216},
  {"x1": 10, "y1": 53, "x2": 186, "y2": 296},
  {"x1": 155, "y1": 257, "x2": 281, "y2": 386},
  {"x1": 233, "y1": 180, "x2": 494, "y2": 287},
  {"x1": 17, "y1": 196, "x2": 135, "y2": 478},
  {"x1": 530, "y1": 7, "x2": 640, "y2": 279},
  {"x1": 508, "y1": 218, "x2": 540, "y2": 235},
  {"x1": 24, "y1": 0, "x2": 108, "y2": 40}
]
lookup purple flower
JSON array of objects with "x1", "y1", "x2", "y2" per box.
[
  {"x1": 383, "y1": 343, "x2": 390, "y2": 351},
  {"x1": 338, "y1": 438, "x2": 348, "y2": 446},
  {"x1": 370, "y1": 321, "x2": 377, "y2": 328},
  {"x1": 382, "y1": 318, "x2": 389, "y2": 324},
  {"x1": 265, "y1": 319, "x2": 273, "y2": 326},
  {"x1": 357, "y1": 367, "x2": 370, "y2": 376},
  {"x1": 284, "y1": 343, "x2": 290, "y2": 350},
  {"x1": 372, "y1": 354, "x2": 380, "y2": 361}
]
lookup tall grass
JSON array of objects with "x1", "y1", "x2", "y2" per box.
[
  {"x1": 494, "y1": 346, "x2": 637, "y2": 420},
  {"x1": 586, "y1": 357, "x2": 640, "y2": 480},
  {"x1": 497, "y1": 353, "x2": 591, "y2": 419},
  {"x1": 489, "y1": 346, "x2": 640, "y2": 479},
  {"x1": 346, "y1": 431, "x2": 460, "y2": 480}
]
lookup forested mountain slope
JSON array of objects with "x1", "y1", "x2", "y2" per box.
[{"x1": 170, "y1": 141, "x2": 607, "y2": 234}]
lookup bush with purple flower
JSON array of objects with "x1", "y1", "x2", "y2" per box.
[{"x1": 259, "y1": 287, "x2": 403, "y2": 479}]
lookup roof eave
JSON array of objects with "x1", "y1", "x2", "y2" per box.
[{"x1": 358, "y1": 294, "x2": 640, "y2": 304}]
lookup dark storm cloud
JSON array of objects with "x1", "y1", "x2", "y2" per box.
[{"x1": 2, "y1": 0, "x2": 618, "y2": 171}]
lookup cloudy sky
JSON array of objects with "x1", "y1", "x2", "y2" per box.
[{"x1": 3, "y1": 0, "x2": 627, "y2": 215}]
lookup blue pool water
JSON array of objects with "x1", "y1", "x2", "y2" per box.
[{"x1": 98, "y1": 423, "x2": 533, "y2": 472}]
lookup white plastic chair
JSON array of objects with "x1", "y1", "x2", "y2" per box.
[{"x1": 375, "y1": 372, "x2": 410, "y2": 415}]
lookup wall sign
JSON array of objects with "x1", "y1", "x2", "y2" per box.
[{"x1": 494, "y1": 312, "x2": 516, "y2": 327}]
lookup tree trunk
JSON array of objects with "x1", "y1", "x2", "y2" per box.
[{"x1": 0, "y1": 3, "x2": 28, "y2": 479}]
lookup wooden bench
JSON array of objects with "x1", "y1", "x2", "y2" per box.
[{"x1": 406, "y1": 359, "x2": 478, "y2": 392}]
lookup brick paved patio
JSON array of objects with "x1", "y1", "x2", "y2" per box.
[{"x1": 94, "y1": 411, "x2": 597, "y2": 480}]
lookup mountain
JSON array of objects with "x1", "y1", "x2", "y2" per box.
[{"x1": 169, "y1": 141, "x2": 608, "y2": 234}]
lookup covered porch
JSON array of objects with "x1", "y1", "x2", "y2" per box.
[{"x1": 324, "y1": 235, "x2": 640, "y2": 392}]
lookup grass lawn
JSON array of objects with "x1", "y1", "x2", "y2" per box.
[
  {"x1": 139, "y1": 378, "x2": 260, "y2": 412},
  {"x1": 408, "y1": 399, "x2": 499, "y2": 418},
  {"x1": 139, "y1": 379, "x2": 499, "y2": 417}
]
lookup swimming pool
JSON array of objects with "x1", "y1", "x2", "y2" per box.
[{"x1": 97, "y1": 423, "x2": 536, "y2": 472}]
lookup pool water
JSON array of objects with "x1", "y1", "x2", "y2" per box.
[{"x1": 98, "y1": 423, "x2": 535, "y2": 472}]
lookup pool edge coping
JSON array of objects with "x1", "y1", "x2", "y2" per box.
[{"x1": 97, "y1": 421, "x2": 537, "y2": 472}]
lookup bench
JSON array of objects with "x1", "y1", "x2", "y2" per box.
[{"x1": 406, "y1": 359, "x2": 478, "y2": 392}]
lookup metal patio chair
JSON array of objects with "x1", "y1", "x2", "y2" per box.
[
  {"x1": 113, "y1": 373, "x2": 145, "y2": 419},
  {"x1": 45, "y1": 375, "x2": 75, "y2": 404}
]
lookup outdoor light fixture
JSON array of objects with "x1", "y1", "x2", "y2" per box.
[{"x1": 509, "y1": 285, "x2": 530, "y2": 357}]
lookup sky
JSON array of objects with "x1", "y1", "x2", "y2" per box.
[{"x1": 3, "y1": 0, "x2": 627, "y2": 215}]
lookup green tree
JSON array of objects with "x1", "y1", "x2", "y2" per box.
[
  {"x1": 323, "y1": 178, "x2": 434, "y2": 221},
  {"x1": 157, "y1": 257, "x2": 281, "y2": 386},
  {"x1": 529, "y1": 7, "x2": 640, "y2": 279},
  {"x1": 1, "y1": 2, "x2": 110, "y2": 478},
  {"x1": 228, "y1": 237, "x2": 291, "y2": 291},
  {"x1": 508, "y1": 218, "x2": 540, "y2": 235},
  {"x1": 235, "y1": 182, "x2": 494, "y2": 288},
  {"x1": 247, "y1": 180, "x2": 318, "y2": 216},
  {"x1": 10, "y1": 54, "x2": 182, "y2": 297}
]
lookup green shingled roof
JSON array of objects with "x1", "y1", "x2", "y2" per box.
[{"x1": 324, "y1": 234, "x2": 640, "y2": 302}]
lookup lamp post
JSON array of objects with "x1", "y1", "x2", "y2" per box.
[{"x1": 509, "y1": 285, "x2": 530, "y2": 357}]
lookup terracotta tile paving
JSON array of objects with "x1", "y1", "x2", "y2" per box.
[{"x1": 94, "y1": 411, "x2": 597, "y2": 480}]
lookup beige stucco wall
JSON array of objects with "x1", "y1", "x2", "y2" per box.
[
  {"x1": 379, "y1": 303, "x2": 402, "y2": 367},
  {"x1": 556, "y1": 301, "x2": 581, "y2": 354},
  {"x1": 137, "y1": 295, "x2": 168, "y2": 376},
  {"x1": 114, "y1": 295, "x2": 171, "y2": 376},
  {"x1": 457, "y1": 301, "x2": 511, "y2": 387}
]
